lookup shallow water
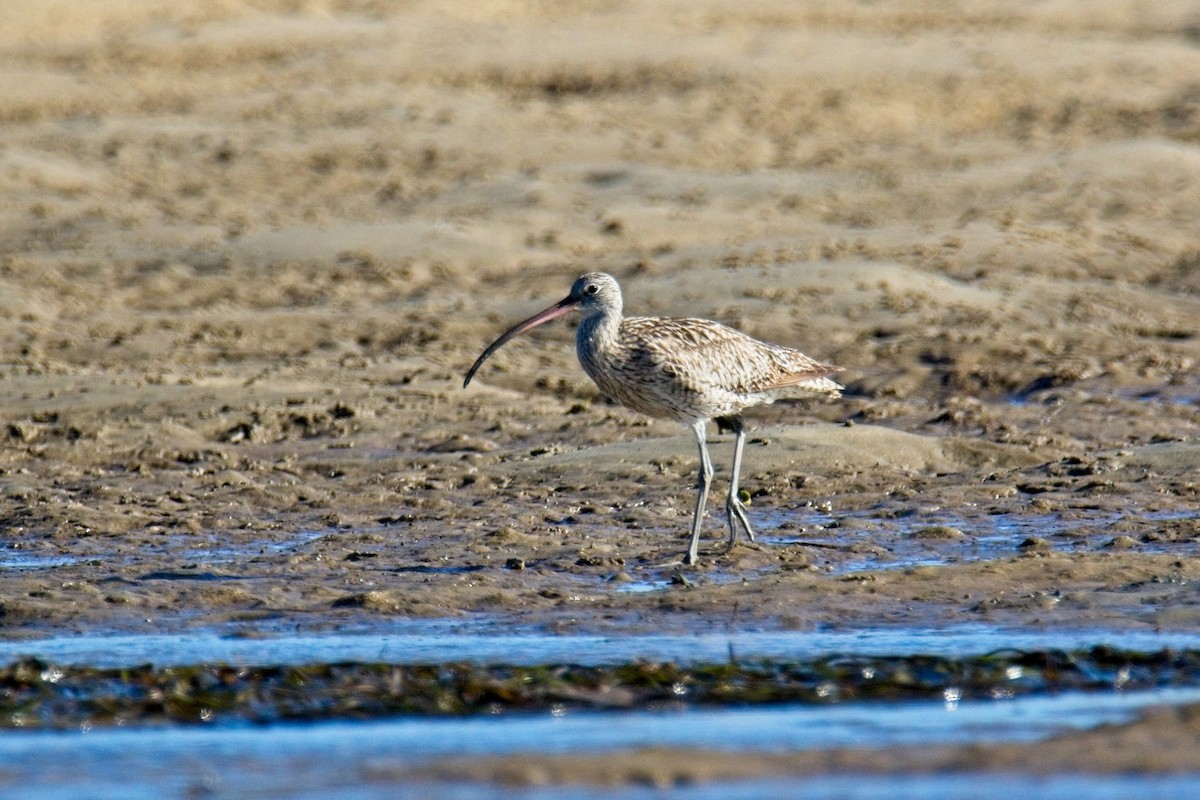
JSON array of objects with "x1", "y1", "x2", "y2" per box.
[
  {"x1": 0, "y1": 551, "x2": 78, "y2": 570},
  {"x1": 6, "y1": 623, "x2": 1200, "y2": 668},
  {"x1": 28, "y1": 775, "x2": 1196, "y2": 800},
  {"x1": 758, "y1": 507, "x2": 1200, "y2": 574},
  {"x1": 5, "y1": 686, "x2": 1200, "y2": 800},
  {"x1": 370, "y1": 776, "x2": 1200, "y2": 800},
  {"x1": 7, "y1": 623, "x2": 1200, "y2": 798}
]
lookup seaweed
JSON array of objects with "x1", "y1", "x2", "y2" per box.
[{"x1": 3, "y1": 647, "x2": 1197, "y2": 731}]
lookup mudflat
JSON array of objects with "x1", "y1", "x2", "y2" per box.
[{"x1": 1, "y1": 0, "x2": 1199, "y2": 786}]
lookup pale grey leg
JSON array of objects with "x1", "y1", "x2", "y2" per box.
[
  {"x1": 724, "y1": 416, "x2": 755, "y2": 549},
  {"x1": 685, "y1": 420, "x2": 713, "y2": 565}
]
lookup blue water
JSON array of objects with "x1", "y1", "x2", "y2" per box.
[
  {"x1": 6, "y1": 686, "x2": 1200, "y2": 800},
  {"x1": 5, "y1": 623, "x2": 1200, "y2": 798},
  {"x1": 4, "y1": 623, "x2": 1200, "y2": 668}
]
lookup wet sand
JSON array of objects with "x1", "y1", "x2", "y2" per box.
[
  {"x1": 2, "y1": 0, "x2": 1200, "y2": 785},
  {"x1": 408, "y1": 701, "x2": 1200, "y2": 787}
]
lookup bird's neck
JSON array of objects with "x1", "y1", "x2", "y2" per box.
[{"x1": 576, "y1": 307, "x2": 622, "y2": 357}]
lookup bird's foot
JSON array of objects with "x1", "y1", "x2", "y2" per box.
[
  {"x1": 673, "y1": 542, "x2": 710, "y2": 567},
  {"x1": 726, "y1": 496, "x2": 755, "y2": 545}
]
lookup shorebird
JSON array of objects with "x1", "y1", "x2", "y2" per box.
[{"x1": 463, "y1": 272, "x2": 843, "y2": 565}]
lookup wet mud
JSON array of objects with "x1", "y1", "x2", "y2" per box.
[{"x1": 1, "y1": 0, "x2": 1200, "y2": 790}]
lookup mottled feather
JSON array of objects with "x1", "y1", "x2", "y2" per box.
[{"x1": 576, "y1": 303, "x2": 841, "y2": 424}]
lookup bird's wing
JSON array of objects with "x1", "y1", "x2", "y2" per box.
[{"x1": 625, "y1": 317, "x2": 841, "y2": 395}]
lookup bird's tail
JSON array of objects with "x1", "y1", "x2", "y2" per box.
[
  {"x1": 765, "y1": 360, "x2": 844, "y2": 397},
  {"x1": 794, "y1": 375, "x2": 844, "y2": 398}
]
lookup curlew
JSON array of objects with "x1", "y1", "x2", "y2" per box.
[{"x1": 463, "y1": 272, "x2": 843, "y2": 565}]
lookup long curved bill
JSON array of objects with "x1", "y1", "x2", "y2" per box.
[{"x1": 463, "y1": 295, "x2": 578, "y2": 388}]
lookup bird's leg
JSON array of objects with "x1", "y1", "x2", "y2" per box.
[
  {"x1": 723, "y1": 415, "x2": 755, "y2": 549},
  {"x1": 685, "y1": 420, "x2": 714, "y2": 566}
]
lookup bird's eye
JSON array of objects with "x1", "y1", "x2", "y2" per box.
[{"x1": 585, "y1": 283, "x2": 599, "y2": 295}]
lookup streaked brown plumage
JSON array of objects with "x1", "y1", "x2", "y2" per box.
[{"x1": 464, "y1": 272, "x2": 843, "y2": 565}]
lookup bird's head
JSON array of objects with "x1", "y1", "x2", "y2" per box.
[
  {"x1": 462, "y1": 272, "x2": 624, "y2": 388},
  {"x1": 568, "y1": 272, "x2": 623, "y2": 318}
]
